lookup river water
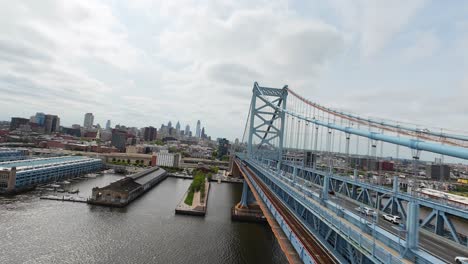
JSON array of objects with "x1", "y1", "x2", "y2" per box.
[{"x1": 0, "y1": 175, "x2": 287, "y2": 264}]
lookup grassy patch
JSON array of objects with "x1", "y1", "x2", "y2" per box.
[
  {"x1": 184, "y1": 189, "x2": 195, "y2": 205},
  {"x1": 184, "y1": 171, "x2": 206, "y2": 205}
]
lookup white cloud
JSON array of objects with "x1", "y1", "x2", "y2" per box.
[
  {"x1": 401, "y1": 30, "x2": 440, "y2": 61},
  {"x1": 330, "y1": 0, "x2": 427, "y2": 58}
]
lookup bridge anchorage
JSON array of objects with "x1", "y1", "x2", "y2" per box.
[{"x1": 233, "y1": 82, "x2": 468, "y2": 264}]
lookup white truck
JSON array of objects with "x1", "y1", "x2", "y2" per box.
[{"x1": 382, "y1": 214, "x2": 401, "y2": 224}]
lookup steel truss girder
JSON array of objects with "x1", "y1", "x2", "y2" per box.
[{"x1": 281, "y1": 161, "x2": 468, "y2": 246}]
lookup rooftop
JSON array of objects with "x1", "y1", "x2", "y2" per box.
[
  {"x1": 0, "y1": 156, "x2": 98, "y2": 170},
  {"x1": 133, "y1": 168, "x2": 166, "y2": 185}
]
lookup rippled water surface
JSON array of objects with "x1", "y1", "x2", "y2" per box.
[{"x1": 0, "y1": 175, "x2": 286, "y2": 264}]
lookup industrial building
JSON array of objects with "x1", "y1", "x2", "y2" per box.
[
  {"x1": 90, "y1": 167, "x2": 167, "y2": 207},
  {"x1": 0, "y1": 156, "x2": 102, "y2": 194},
  {"x1": 0, "y1": 148, "x2": 29, "y2": 162}
]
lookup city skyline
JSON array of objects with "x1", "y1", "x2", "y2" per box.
[{"x1": 1, "y1": 1, "x2": 467, "y2": 141}]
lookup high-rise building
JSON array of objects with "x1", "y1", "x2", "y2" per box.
[
  {"x1": 217, "y1": 138, "x2": 230, "y2": 159},
  {"x1": 44, "y1": 115, "x2": 60, "y2": 134},
  {"x1": 201, "y1": 127, "x2": 206, "y2": 139},
  {"x1": 111, "y1": 129, "x2": 127, "y2": 152},
  {"x1": 105, "y1": 120, "x2": 111, "y2": 130},
  {"x1": 185, "y1": 125, "x2": 190, "y2": 136},
  {"x1": 34, "y1": 112, "x2": 45, "y2": 126},
  {"x1": 195, "y1": 120, "x2": 201, "y2": 138},
  {"x1": 175, "y1": 121, "x2": 180, "y2": 135},
  {"x1": 83, "y1": 113, "x2": 94, "y2": 129},
  {"x1": 9, "y1": 117, "x2": 29, "y2": 131},
  {"x1": 143, "y1": 126, "x2": 157, "y2": 141},
  {"x1": 168, "y1": 121, "x2": 172, "y2": 128}
]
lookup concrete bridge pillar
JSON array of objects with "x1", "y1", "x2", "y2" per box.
[
  {"x1": 232, "y1": 178, "x2": 265, "y2": 222},
  {"x1": 239, "y1": 181, "x2": 249, "y2": 208}
]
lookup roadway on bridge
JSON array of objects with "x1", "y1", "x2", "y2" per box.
[{"x1": 294, "y1": 176, "x2": 467, "y2": 264}]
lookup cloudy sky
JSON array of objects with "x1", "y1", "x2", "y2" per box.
[{"x1": 1, "y1": 0, "x2": 467, "y2": 140}]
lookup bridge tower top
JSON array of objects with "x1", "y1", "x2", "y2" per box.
[{"x1": 247, "y1": 82, "x2": 288, "y2": 167}]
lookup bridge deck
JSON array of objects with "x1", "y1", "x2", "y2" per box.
[{"x1": 238, "y1": 160, "x2": 339, "y2": 264}]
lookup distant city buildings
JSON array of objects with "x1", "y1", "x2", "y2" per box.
[
  {"x1": 105, "y1": 120, "x2": 111, "y2": 130},
  {"x1": 195, "y1": 120, "x2": 201, "y2": 138},
  {"x1": 427, "y1": 164, "x2": 450, "y2": 181},
  {"x1": 175, "y1": 121, "x2": 180, "y2": 136},
  {"x1": 201, "y1": 127, "x2": 207, "y2": 139},
  {"x1": 111, "y1": 129, "x2": 127, "y2": 152},
  {"x1": 185, "y1": 125, "x2": 190, "y2": 136},
  {"x1": 83, "y1": 113, "x2": 94, "y2": 129},
  {"x1": 9, "y1": 117, "x2": 29, "y2": 131},
  {"x1": 143, "y1": 126, "x2": 157, "y2": 142},
  {"x1": 217, "y1": 138, "x2": 230, "y2": 159},
  {"x1": 34, "y1": 112, "x2": 45, "y2": 126},
  {"x1": 44, "y1": 114, "x2": 60, "y2": 134}
]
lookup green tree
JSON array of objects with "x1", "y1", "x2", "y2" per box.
[
  {"x1": 153, "y1": 140, "x2": 164, "y2": 146},
  {"x1": 168, "y1": 146, "x2": 177, "y2": 153}
]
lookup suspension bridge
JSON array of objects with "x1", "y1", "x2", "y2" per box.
[{"x1": 232, "y1": 82, "x2": 468, "y2": 264}]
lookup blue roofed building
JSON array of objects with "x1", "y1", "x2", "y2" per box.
[{"x1": 0, "y1": 156, "x2": 102, "y2": 194}]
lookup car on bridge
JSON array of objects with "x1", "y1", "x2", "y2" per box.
[
  {"x1": 382, "y1": 214, "x2": 401, "y2": 224},
  {"x1": 356, "y1": 207, "x2": 376, "y2": 216},
  {"x1": 455, "y1": 256, "x2": 468, "y2": 264}
]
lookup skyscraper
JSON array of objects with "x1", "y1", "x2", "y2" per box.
[
  {"x1": 168, "y1": 121, "x2": 172, "y2": 128},
  {"x1": 105, "y1": 120, "x2": 111, "y2": 130},
  {"x1": 195, "y1": 120, "x2": 201, "y2": 138},
  {"x1": 201, "y1": 127, "x2": 206, "y2": 139},
  {"x1": 185, "y1": 125, "x2": 190, "y2": 136},
  {"x1": 175, "y1": 121, "x2": 180, "y2": 135},
  {"x1": 111, "y1": 129, "x2": 127, "y2": 152},
  {"x1": 83, "y1": 113, "x2": 94, "y2": 129},
  {"x1": 143, "y1": 126, "x2": 157, "y2": 141},
  {"x1": 34, "y1": 112, "x2": 45, "y2": 126},
  {"x1": 44, "y1": 115, "x2": 60, "y2": 134},
  {"x1": 217, "y1": 138, "x2": 230, "y2": 159}
]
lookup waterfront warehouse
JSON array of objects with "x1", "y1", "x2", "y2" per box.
[
  {"x1": 0, "y1": 148, "x2": 29, "y2": 162},
  {"x1": 90, "y1": 167, "x2": 167, "y2": 207},
  {"x1": 0, "y1": 156, "x2": 102, "y2": 194}
]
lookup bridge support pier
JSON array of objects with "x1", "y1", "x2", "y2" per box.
[{"x1": 232, "y1": 181, "x2": 265, "y2": 223}]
